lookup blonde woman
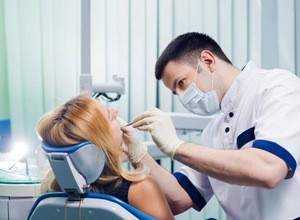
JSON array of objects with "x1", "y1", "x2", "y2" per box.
[{"x1": 37, "y1": 95, "x2": 174, "y2": 220}]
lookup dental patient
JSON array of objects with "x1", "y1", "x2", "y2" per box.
[{"x1": 36, "y1": 95, "x2": 174, "y2": 220}]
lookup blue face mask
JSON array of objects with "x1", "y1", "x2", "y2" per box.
[{"x1": 178, "y1": 63, "x2": 220, "y2": 116}]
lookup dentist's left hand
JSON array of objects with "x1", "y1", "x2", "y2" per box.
[
  {"x1": 131, "y1": 108, "x2": 184, "y2": 159},
  {"x1": 118, "y1": 117, "x2": 147, "y2": 164}
]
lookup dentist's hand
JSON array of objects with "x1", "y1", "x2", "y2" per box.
[
  {"x1": 118, "y1": 117, "x2": 147, "y2": 164},
  {"x1": 132, "y1": 108, "x2": 184, "y2": 159}
]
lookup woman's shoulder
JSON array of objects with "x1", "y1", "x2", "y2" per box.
[
  {"x1": 128, "y1": 176, "x2": 174, "y2": 220},
  {"x1": 129, "y1": 176, "x2": 159, "y2": 194},
  {"x1": 128, "y1": 176, "x2": 161, "y2": 208}
]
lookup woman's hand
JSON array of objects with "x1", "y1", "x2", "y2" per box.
[{"x1": 118, "y1": 117, "x2": 147, "y2": 164}]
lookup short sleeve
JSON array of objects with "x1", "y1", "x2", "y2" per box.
[
  {"x1": 253, "y1": 70, "x2": 300, "y2": 178},
  {"x1": 173, "y1": 166, "x2": 213, "y2": 211}
]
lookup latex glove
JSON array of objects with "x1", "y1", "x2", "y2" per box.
[
  {"x1": 117, "y1": 117, "x2": 147, "y2": 164},
  {"x1": 131, "y1": 108, "x2": 184, "y2": 159}
]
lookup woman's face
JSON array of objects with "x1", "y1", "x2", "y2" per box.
[
  {"x1": 107, "y1": 108, "x2": 123, "y2": 145},
  {"x1": 95, "y1": 100, "x2": 123, "y2": 146}
]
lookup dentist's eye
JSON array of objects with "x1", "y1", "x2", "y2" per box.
[{"x1": 178, "y1": 79, "x2": 185, "y2": 88}]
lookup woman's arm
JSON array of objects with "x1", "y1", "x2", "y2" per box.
[{"x1": 128, "y1": 176, "x2": 174, "y2": 220}]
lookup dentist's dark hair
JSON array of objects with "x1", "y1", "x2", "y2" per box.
[{"x1": 155, "y1": 32, "x2": 232, "y2": 80}]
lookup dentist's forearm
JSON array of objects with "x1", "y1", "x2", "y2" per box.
[{"x1": 174, "y1": 142, "x2": 288, "y2": 189}]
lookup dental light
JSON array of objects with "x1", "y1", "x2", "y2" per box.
[
  {"x1": 6, "y1": 141, "x2": 29, "y2": 175},
  {"x1": 8, "y1": 141, "x2": 28, "y2": 161}
]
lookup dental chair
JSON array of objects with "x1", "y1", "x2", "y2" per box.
[{"x1": 27, "y1": 141, "x2": 155, "y2": 220}]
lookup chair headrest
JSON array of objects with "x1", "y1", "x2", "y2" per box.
[{"x1": 41, "y1": 141, "x2": 106, "y2": 195}]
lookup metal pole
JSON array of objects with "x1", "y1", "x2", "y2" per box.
[{"x1": 80, "y1": 0, "x2": 93, "y2": 95}]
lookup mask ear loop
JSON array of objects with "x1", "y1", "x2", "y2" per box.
[
  {"x1": 211, "y1": 72, "x2": 214, "y2": 91},
  {"x1": 195, "y1": 63, "x2": 200, "y2": 83}
]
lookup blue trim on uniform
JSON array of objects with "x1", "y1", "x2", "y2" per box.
[
  {"x1": 173, "y1": 172, "x2": 206, "y2": 211},
  {"x1": 27, "y1": 192, "x2": 155, "y2": 220},
  {"x1": 41, "y1": 141, "x2": 91, "y2": 153},
  {"x1": 253, "y1": 139, "x2": 297, "y2": 178},
  {"x1": 237, "y1": 127, "x2": 255, "y2": 149}
]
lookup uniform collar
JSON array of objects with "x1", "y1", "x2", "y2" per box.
[{"x1": 220, "y1": 61, "x2": 258, "y2": 112}]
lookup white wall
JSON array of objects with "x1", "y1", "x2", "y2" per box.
[{"x1": 3, "y1": 0, "x2": 300, "y2": 219}]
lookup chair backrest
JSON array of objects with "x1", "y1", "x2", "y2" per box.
[
  {"x1": 41, "y1": 141, "x2": 106, "y2": 198},
  {"x1": 28, "y1": 142, "x2": 155, "y2": 220}
]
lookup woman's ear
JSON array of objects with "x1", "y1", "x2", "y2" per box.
[{"x1": 199, "y1": 50, "x2": 216, "y2": 73}]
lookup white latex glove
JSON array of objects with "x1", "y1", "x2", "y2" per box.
[
  {"x1": 131, "y1": 108, "x2": 184, "y2": 159},
  {"x1": 117, "y1": 117, "x2": 147, "y2": 164}
]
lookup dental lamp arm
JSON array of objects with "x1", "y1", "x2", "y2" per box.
[{"x1": 80, "y1": 74, "x2": 125, "y2": 102}]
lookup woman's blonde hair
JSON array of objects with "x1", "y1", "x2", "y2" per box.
[{"x1": 37, "y1": 95, "x2": 147, "y2": 194}]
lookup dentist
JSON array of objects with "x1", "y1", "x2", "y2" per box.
[{"x1": 121, "y1": 32, "x2": 300, "y2": 219}]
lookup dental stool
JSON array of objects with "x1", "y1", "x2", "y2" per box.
[{"x1": 27, "y1": 141, "x2": 155, "y2": 220}]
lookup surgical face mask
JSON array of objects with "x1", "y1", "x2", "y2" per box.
[{"x1": 178, "y1": 63, "x2": 220, "y2": 116}]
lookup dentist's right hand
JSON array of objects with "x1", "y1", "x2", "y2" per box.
[{"x1": 131, "y1": 108, "x2": 184, "y2": 159}]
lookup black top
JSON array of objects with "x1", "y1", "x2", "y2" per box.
[
  {"x1": 108, "y1": 179, "x2": 131, "y2": 203},
  {"x1": 91, "y1": 178, "x2": 132, "y2": 204}
]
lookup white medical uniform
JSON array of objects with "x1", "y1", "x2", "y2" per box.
[{"x1": 173, "y1": 61, "x2": 300, "y2": 220}]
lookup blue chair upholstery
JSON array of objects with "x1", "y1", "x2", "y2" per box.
[
  {"x1": 27, "y1": 142, "x2": 155, "y2": 220},
  {"x1": 28, "y1": 192, "x2": 155, "y2": 220}
]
